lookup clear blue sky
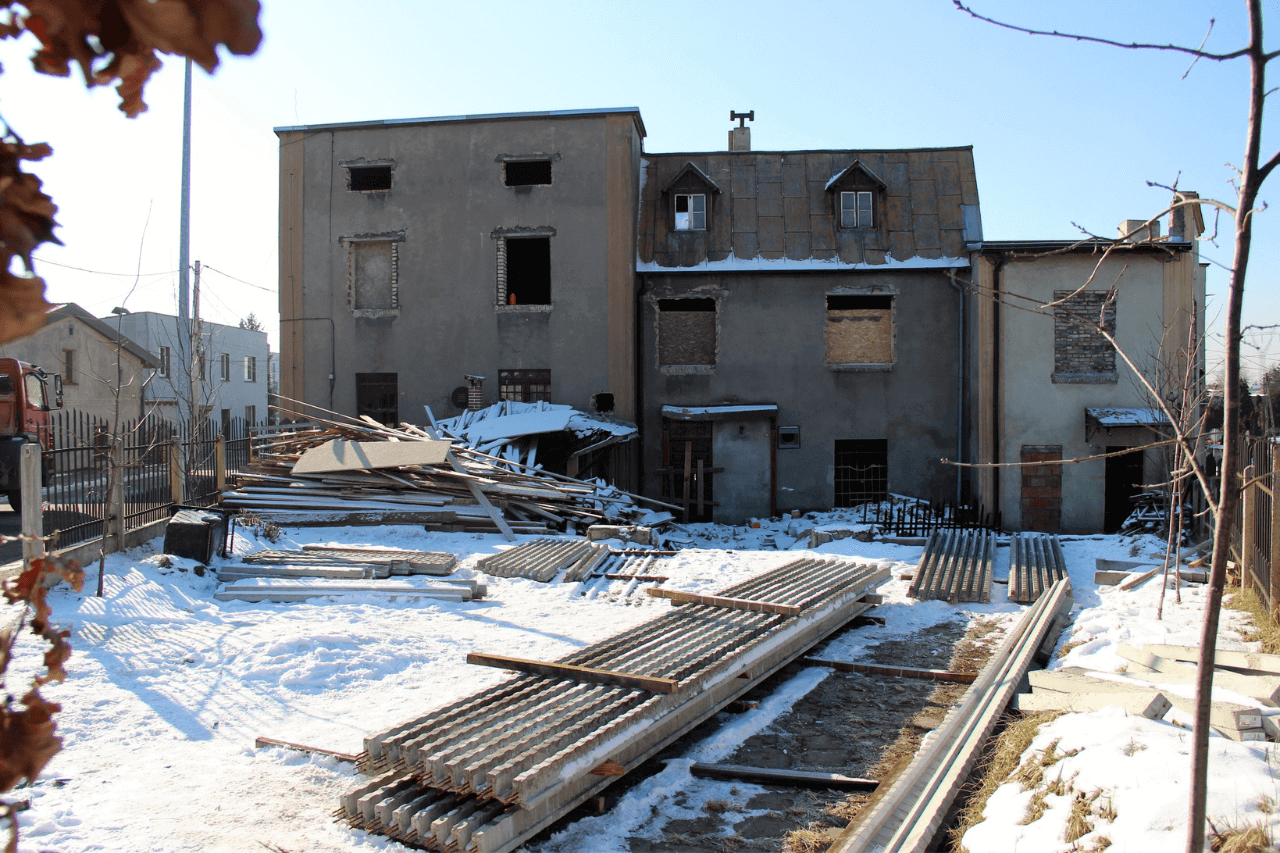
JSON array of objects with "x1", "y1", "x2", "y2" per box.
[{"x1": 2, "y1": 0, "x2": 1275, "y2": 378}]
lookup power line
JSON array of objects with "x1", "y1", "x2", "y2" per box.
[
  {"x1": 202, "y1": 264, "x2": 276, "y2": 293},
  {"x1": 32, "y1": 255, "x2": 177, "y2": 278}
]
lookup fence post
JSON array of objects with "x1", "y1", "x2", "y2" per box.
[
  {"x1": 215, "y1": 435, "x2": 226, "y2": 493},
  {"x1": 108, "y1": 437, "x2": 125, "y2": 550},
  {"x1": 20, "y1": 443, "x2": 43, "y2": 569},
  {"x1": 1270, "y1": 445, "x2": 1280, "y2": 614},
  {"x1": 1242, "y1": 462, "x2": 1256, "y2": 594},
  {"x1": 167, "y1": 439, "x2": 183, "y2": 505}
]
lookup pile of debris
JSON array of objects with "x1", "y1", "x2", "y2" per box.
[{"x1": 223, "y1": 401, "x2": 670, "y2": 540}]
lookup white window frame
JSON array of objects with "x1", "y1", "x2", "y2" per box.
[
  {"x1": 158, "y1": 346, "x2": 171, "y2": 378},
  {"x1": 244, "y1": 356, "x2": 257, "y2": 382},
  {"x1": 674, "y1": 193, "x2": 706, "y2": 231},
  {"x1": 840, "y1": 191, "x2": 874, "y2": 228},
  {"x1": 220, "y1": 353, "x2": 230, "y2": 382}
]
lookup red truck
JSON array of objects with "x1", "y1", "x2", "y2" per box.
[{"x1": 0, "y1": 358, "x2": 62, "y2": 511}]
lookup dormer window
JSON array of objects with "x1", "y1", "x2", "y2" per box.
[
  {"x1": 674, "y1": 194, "x2": 706, "y2": 231},
  {"x1": 662, "y1": 161, "x2": 721, "y2": 234},
  {"x1": 826, "y1": 160, "x2": 886, "y2": 230},
  {"x1": 840, "y1": 191, "x2": 874, "y2": 228}
]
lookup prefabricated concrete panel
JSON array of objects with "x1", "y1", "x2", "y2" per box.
[
  {"x1": 293, "y1": 438, "x2": 452, "y2": 474},
  {"x1": 712, "y1": 418, "x2": 771, "y2": 522}
]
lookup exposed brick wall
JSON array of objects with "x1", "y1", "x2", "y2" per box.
[
  {"x1": 1053, "y1": 290, "x2": 1116, "y2": 381},
  {"x1": 1021, "y1": 444, "x2": 1062, "y2": 533}
]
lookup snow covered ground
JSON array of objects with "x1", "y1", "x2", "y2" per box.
[{"x1": 1, "y1": 512, "x2": 1275, "y2": 852}]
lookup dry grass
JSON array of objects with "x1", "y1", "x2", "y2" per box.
[
  {"x1": 704, "y1": 799, "x2": 730, "y2": 814},
  {"x1": 781, "y1": 826, "x2": 835, "y2": 853},
  {"x1": 948, "y1": 712, "x2": 1062, "y2": 845},
  {"x1": 1057, "y1": 638, "x2": 1088, "y2": 659},
  {"x1": 1088, "y1": 836, "x2": 1113, "y2": 851},
  {"x1": 1208, "y1": 817, "x2": 1274, "y2": 852},
  {"x1": 1063, "y1": 789, "x2": 1105, "y2": 843},
  {"x1": 1226, "y1": 585, "x2": 1280, "y2": 654},
  {"x1": 1020, "y1": 788, "x2": 1050, "y2": 825}
]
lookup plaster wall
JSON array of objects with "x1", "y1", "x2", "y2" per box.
[
  {"x1": 640, "y1": 270, "x2": 961, "y2": 521},
  {"x1": 995, "y1": 254, "x2": 1182, "y2": 532},
  {"x1": 279, "y1": 112, "x2": 641, "y2": 426}
]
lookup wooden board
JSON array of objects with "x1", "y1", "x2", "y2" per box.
[
  {"x1": 689, "y1": 762, "x2": 878, "y2": 791},
  {"x1": 646, "y1": 588, "x2": 801, "y2": 617},
  {"x1": 806, "y1": 657, "x2": 977, "y2": 684},
  {"x1": 465, "y1": 652, "x2": 679, "y2": 694},
  {"x1": 255, "y1": 736, "x2": 359, "y2": 763},
  {"x1": 293, "y1": 438, "x2": 451, "y2": 475}
]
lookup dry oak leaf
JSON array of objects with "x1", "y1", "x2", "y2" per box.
[{"x1": 0, "y1": 690, "x2": 62, "y2": 793}]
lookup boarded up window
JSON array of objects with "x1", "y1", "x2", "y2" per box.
[
  {"x1": 1054, "y1": 290, "x2": 1116, "y2": 379},
  {"x1": 345, "y1": 236, "x2": 402, "y2": 317},
  {"x1": 825, "y1": 294, "x2": 893, "y2": 365},
  {"x1": 658, "y1": 298, "x2": 716, "y2": 366}
]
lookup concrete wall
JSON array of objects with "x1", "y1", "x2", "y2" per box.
[
  {"x1": 276, "y1": 111, "x2": 643, "y2": 426},
  {"x1": 639, "y1": 270, "x2": 962, "y2": 522},
  {"x1": 993, "y1": 249, "x2": 1199, "y2": 532}
]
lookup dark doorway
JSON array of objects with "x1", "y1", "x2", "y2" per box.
[
  {"x1": 663, "y1": 420, "x2": 714, "y2": 522},
  {"x1": 356, "y1": 373, "x2": 398, "y2": 426},
  {"x1": 834, "y1": 439, "x2": 888, "y2": 506},
  {"x1": 1105, "y1": 446, "x2": 1144, "y2": 533}
]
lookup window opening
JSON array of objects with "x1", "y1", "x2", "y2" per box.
[
  {"x1": 158, "y1": 346, "x2": 171, "y2": 378},
  {"x1": 657, "y1": 298, "x2": 717, "y2": 367},
  {"x1": 674, "y1": 194, "x2": 706, "y2": 231},
  {"x1": 24, "y1": 373, "x2": 45, "y2": 410},
  {"x1": 499, "y1": 369, "x2": 551, "y2": 403},
  {"x1": 840, "y1": 191, "x2": 874, "y2": 228},
  {"x1": 245, "y1": 405, "x2": 256, "y2": 427},
  {"x1": 244, "y1": 356, "x2": 257, "y2": 382},
  {"x1": 62, "y1": 350, "x2": 75, "y2": 384},
  {"x1": 834, "y1": 439, "x2": 887, "y2": 506},
  {"x1": 356, "y1": 373, "x2": 398, "y2": 426},
  {"x1": 504, "y1": 160, "x2": 552, "y2": 187},
  {"x1": 592, "y1": 392, "x2": 615, "y2": 414},
  {"x1": 0, "y1": 374, "x2": 13, "y2": 395},
  {"x1": 778, "y1": 426, "x2": 801, "y2": 449},
  {"x1": 220, "y1": 353, "x2": 230, "y2": 382},
  {"x1": 504, "y1": 237, "x2": 551, "y2": 305},
  {"x1": 826, "y1": 294, "x2": 894, "y2": 365},
  {"x1": 349, "y1": 165, "x2": 392, "y2": 192}
]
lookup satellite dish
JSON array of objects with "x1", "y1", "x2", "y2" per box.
[{"x1": 451, "y1": 386, "x2": 469, "y2": 409}]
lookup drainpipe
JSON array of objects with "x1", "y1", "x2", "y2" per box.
[{"x1": 947, "y1": 272, "x2": 965, "y2": 506}]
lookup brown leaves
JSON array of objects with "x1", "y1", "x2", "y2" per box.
[
  {"x1": 0, "y1": 553, "x2": 83, "y2": 801},
  {"x1": 21, "y1": 0, "x2": 263, "y2": 116},
  {"x1": 0, "y1": 132, "x2": 56, "y2": 341}
]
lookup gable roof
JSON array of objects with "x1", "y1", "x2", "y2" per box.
[
  {"x1": 47, "y1": 304, "x2": 159, "y2": 367},
  {"x1": 661, "y1": 161, "x2": 722, "y2": 195},
  {"x1": 824, "y1": 160, "x2": 887, "y2": 192}
]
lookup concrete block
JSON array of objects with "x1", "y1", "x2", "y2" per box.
[
  {"x1": 585, "y1": 525, "x2": 653, "y2": 546},
  {"x1": 1014, "y1": 690, "x2": 1170, "y2": 720},
  {"x1": 1144, "y1": 644, "x2": 1280, "y2": 676},
  {"x1": 1165, "y1": 695, "x2": 1262, "y2": 730},
  {"x1": 1116, "y1": 645, "x2": 1280, "y2": 706}
]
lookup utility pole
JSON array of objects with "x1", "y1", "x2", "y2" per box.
[
  {"x1": 177, "y1": 57, "x2": 193, "y2": 499},
  {"x1": 192, "y1": 258, "x2": 201, "y2": 430}
]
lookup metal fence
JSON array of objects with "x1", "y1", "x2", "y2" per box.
[
  {"x1": 40, "y1": 408, "x2": 261, "y2": 550},
  {"x1": 855, "y1": 497, "x2": 1002, "y2": 537},
  {"x1": 1234, "y1": 435, "x2": 1276, "y2": 609}
]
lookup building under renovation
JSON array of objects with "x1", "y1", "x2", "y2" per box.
[{"x1": 275, "y1": 108, "x2": 1203, "y2": 533}]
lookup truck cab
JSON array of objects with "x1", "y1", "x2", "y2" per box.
[{"x1": 0, "y1": 358, "x2": 63, "y2": 511}]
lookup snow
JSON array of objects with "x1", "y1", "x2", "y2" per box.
[
  {"x1": 436, "y1": 401, "x2": 637, "y2": 443},
  {"x1": 1086, "y1": 406, "x2": 1170, "y2": 426},
  {"x1": 5, "y1": 514, "x2": 1277, "y2": 852},
  {"x1": 635, "y1": 250, "x2": 971, "y2": 273},
  {"x1": 660, "y1": 404, "x2": 778, "y2": 417}
]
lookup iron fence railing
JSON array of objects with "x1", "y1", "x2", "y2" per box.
[{"x1": 855, "y1": 497, "x2": 1002, "y2": 537}]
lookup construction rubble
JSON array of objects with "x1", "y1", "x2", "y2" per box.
[{"x1": 222, "y1": 401, "x2": 669, "y2": 540}]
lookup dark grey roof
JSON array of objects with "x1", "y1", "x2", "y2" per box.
[
  {"x1": 47, "y1": 304, "x2": 159, "y2": 367},
  {"x1": 275, "y1": 107, "x2": 646, "y2": 138}
]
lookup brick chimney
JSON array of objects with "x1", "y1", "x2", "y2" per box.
[
  {"x1": 465, "y1": 374, "x2": 485, "y2": 410},
  {"x1": 729, "y1": 110, "x2": 753, "y2": 151}
]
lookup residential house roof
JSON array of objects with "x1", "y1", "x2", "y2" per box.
[
  {"x1": 274, "y1": 106, "x2": 647, "y2": 138},
  {"x1": 47, "y1": 304, "x2": 159, "y2": 367}
]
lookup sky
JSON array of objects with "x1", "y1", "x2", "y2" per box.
[{"x1": 2, "y1": 0, "x2": 1277, "y2": 377}]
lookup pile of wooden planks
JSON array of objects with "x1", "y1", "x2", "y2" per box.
[
  {"x1": 1015, "y1": 642, "x2": 1280, "y2": 742},
  {"x1": 227, "y1": 404, "x2": 668, "y2": 540}
]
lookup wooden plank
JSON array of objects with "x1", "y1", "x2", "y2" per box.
[
  {"x1": 447, "y1": 449, "x2": 515, "y2": 541},
  {"x1": 682, "y1": 441, "x2": 692, "y2": 519},
  {"x1": 646, "y1": 588, "x2": 802, "y2": 617},
  {"x1": 689, "y1": 762, "x2": 878, "y2": 792},
  {"x1": 255, "y1": 736, "x2": 360, "y2": 763},
  {"x1": 604, "y1": 574, "x2": 669, "y2": 582},
  {"x1": 293, "y1": 438, "x2": 451, "y2": 474},
  {"x1": 696, "y1": 458, "x2": 705, "y2": 516},
  {"x1": 806, "y1": 658, "x2": 976, "y2": 684},
  {"x1": 465, "y1": 652, "x2": 679, "y2": 694},
  {"x1": 1118, "y1": 566, "x2": 1161, "y2": 590}
]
